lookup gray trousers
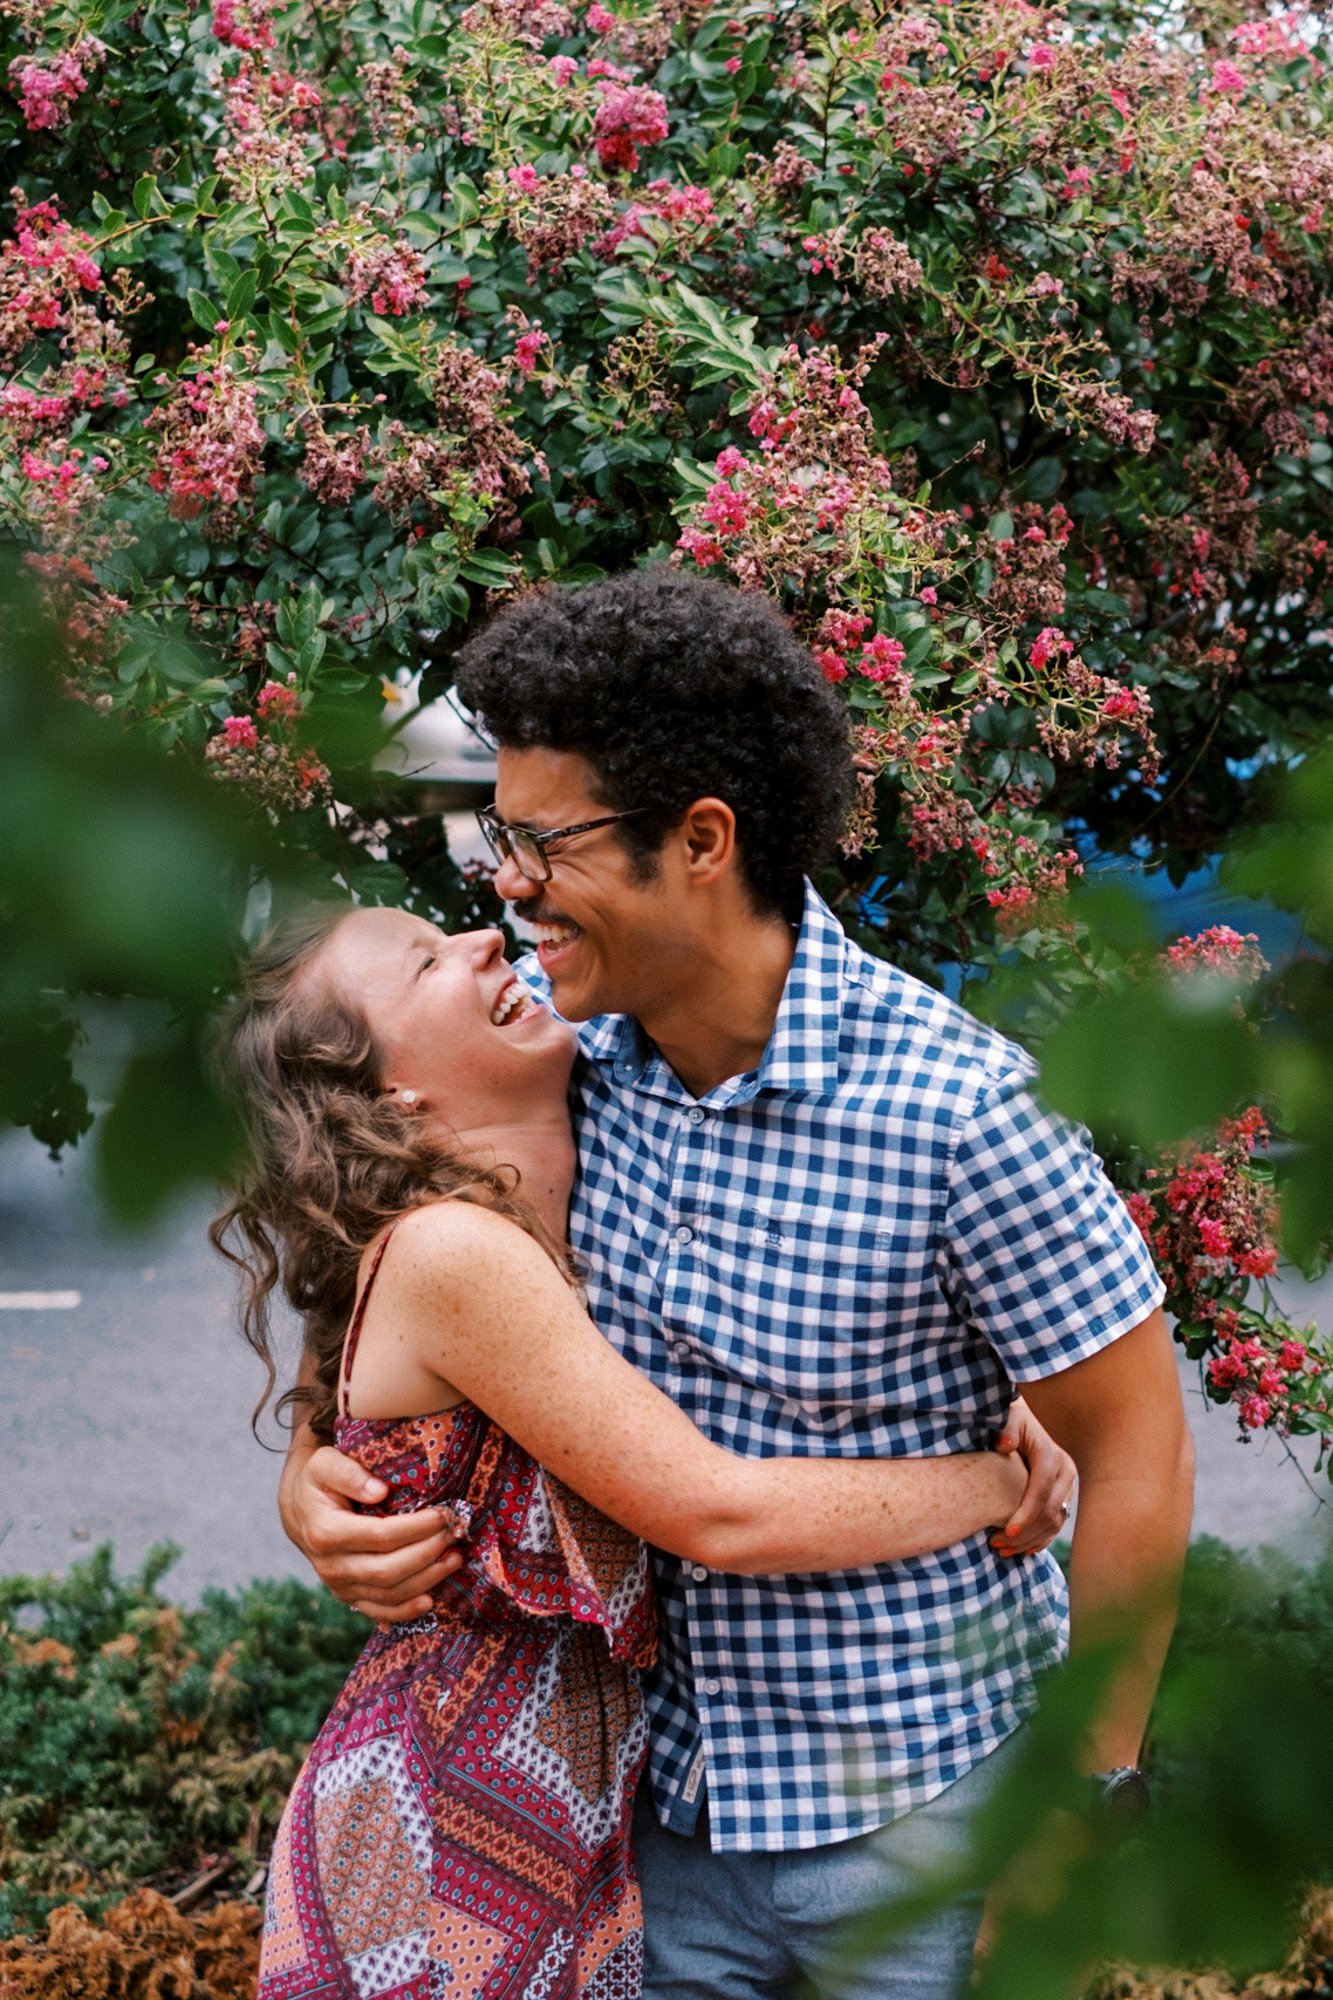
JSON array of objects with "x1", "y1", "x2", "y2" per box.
[{"x1": 635, "y1": 1734, "x2": 1021, "y2": 1999}]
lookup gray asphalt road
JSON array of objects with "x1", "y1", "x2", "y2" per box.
[{"x1": 1, "y1": 1127, "x2": 1330, "y2": 1602}]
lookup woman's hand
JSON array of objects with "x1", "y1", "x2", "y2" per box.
[
  {"x1": 278, "y1": 1439, "x2": 466, "y2": 1623},
  {"x1": 989, "y1": 1396, "x2": 1077, "y2": 1558}
]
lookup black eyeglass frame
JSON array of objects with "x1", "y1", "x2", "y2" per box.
[{"x1": 475, "y1": 803, "x2": 653, "y2": 883}]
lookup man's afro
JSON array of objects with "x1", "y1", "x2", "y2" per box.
[{"x1": 454, "y1": 566, "x2": 855, "y2": 918}]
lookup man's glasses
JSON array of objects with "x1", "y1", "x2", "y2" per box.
[{"x1": 475, "y1": 803, "x2": 652, "y2": 884}]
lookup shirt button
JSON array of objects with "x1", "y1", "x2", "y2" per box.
[
  {"x1": 702, "y1": 1678, "x2": 722, "y2": 1697},
  {"x1": 674, "y1": 1225, "x2": 694, "y2": 1245},
  {"x1": 687, "y1": 1107, "x2": 706, "y2": 1126},
  {"x1": 689, "y1": 1564, "x2": 709, "y2": 1582},
  {"x1": 669, "y1": 1339, "x2": 691, "y2": 1360}
]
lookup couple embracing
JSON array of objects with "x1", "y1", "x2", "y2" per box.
[{"x1": 214, "y1": 566, "x2": 1194, "y2": 2000}]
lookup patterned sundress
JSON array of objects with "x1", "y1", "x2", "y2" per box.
[{"x1": 258, "y1": 1229, "x2": 658, "y2": 2000}]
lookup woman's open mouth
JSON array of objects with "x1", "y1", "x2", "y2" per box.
[{"x1": 489, "y1": 977, "x2": 542, "y2": 1028}]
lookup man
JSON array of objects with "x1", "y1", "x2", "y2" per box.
[{"x1": 281, "y1": 567, "x2": 1194, "y2": 1997}]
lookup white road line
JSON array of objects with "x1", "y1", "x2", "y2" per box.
[{"x1": 0, "y1": 1291, "x2": 82, "y2": 1309}]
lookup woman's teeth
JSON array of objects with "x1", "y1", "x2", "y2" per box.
[{"x1": 490, "y1": 980, "x2": 538, "y2": 1027}]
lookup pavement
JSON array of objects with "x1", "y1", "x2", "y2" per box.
[{"x1": 1, "y1": 1124, "x2": 1330, "y2": 1604}]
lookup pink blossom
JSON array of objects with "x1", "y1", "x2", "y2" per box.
[
  {"x1": 1208, "y1": 60, "x2": 1247, "y2": 95},
  {"x1": 1237, "y1": 1245, "x2": 1278, "y2": 1279},
  {"x1": 508, "y1": 162, "x2": 544, "y2": 193},
  {"x1": 1028, "y1": 43, "x2": 1056, "y2": 71},
  {"x1": 1101, "y1": 687, "x2": 1146, "y2": 721},
  {"x1": 677, "y1": 524, "x2": 724, "y2": 567},
  {"x1": 222, "y1": 714, "x2": 260, "y2": 749},
  {"x1": 256, "y1": 678, "x2": 301, "y2": 723},
  {"x1": 549, "y1": 55, "x2": 578, "y2": 83},
  {"x1": 1279, "y1": 1340, "x2": 1308, "y2": 1372},
  {"x1": 919, "y1": 585, "x2": 938, "y2": 605},
  {"x1": 1198, "y1": 1216, "x2": 1232, "y2": 1259},
  {"x1": 211, "y1": 0, "x2": 276, "y2": 50},
  {"x1": 587, "y1": 0, "x2": 615, "y2": 28},
  {"x1": 715, "y1": 445, "x2": 747, "y2": 476},
  {"x1": 859, "y1": 633, "x2": 907, "y2": 682},
  {"x1": 592, "y1": 82, "x2": 668, "y2": 172},
  {"x1": 1163, "y1": 925, "x2": 1268, "y2": 983},
  {"x1": 345, "y1": 238, "x2": 429, "y2": 316},
  {"x1": 513, "y1": 323, "x2": 547, "y2": 374},
  {"x1": 700, "y1": 479, "x2": 752, "y2": 535},
  {"x1": 1237, "y1": 1394, "x2": 1272, "y2": 1429},
  {"x1": 815, "y1": 648, "x2": 848, "y2": 683},
  {"x1": 9, "y1": 47, "x2": 96, "y2": 132},
  {"x1": 1208, "y1": 1350, "x2": 1248, "y2": 1389},
  {"x1": 1029, "y1": 626, "x2": 1069, "y2": 671},
  {"x1": 725, "y1": 56, "x2": 741, "y2": 72}
]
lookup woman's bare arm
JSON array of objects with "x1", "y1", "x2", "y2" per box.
[{"x1": 368, "y1": 1202, "x2": 1029, "y2": 1575}]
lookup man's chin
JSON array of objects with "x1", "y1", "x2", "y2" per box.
[{"x1": 548, "y1": 965, "x2": 620, "y2": 1022}]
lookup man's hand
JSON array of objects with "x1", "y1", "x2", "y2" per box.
[
  {"x1": 279, "y1": 1441, "x2": 466, "y2": 1623},
  {"x1": 991, "y1": 1396, "x2": 1078, "y2": 1558}
]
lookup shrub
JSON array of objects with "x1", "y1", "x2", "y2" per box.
[{"x1": 0, "y1": 1545, "x2": 362, "y2": 1940}]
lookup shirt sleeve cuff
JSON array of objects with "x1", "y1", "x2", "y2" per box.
[{"x1": 998, "y1": 1271, "x2": 1168, "y2": 1386}]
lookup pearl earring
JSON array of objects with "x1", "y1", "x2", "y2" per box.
[{"x1": 399, "y1": 1089, "x2": 420, "y2": 1106}]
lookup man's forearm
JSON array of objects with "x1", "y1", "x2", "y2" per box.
[
  {"x1": 1065, "y1": 1443, "x2": 1194, "y2": 1770},
  {"x1": 277, "y1": 1350, "x2": 321, "y2": 1553},
  {"x1": 1022, "y1": 1309, "x2": 1196, "y2": 1773}
]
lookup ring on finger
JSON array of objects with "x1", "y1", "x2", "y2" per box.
[{"x1": 1060, "y1": 1499, "x2": 1072, "y2": 1520}]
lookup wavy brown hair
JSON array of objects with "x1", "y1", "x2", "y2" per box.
[{"x1": 210, "y1": 903, "x2": 575, "y2": 1443}]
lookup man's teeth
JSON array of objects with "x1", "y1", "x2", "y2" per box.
[
  {"x1": 533, "y1": 922, "x2": 579, "y2": 947},
  {"x1": 490, "y1": 980, "x2": 538, "y2": 1026}
]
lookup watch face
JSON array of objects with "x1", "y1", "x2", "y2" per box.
[{"x1": 1101, "y1": 1768, "x2": 1151, "y2": 1829}]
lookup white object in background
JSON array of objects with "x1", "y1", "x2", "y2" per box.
[
  {"x1": 0, "y1": 1291, "x2": 82, "y2": 1309},
  {"x1": 373, "y1": 671, "x2": 497, "y2": 787}
]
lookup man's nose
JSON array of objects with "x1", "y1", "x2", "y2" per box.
[{"x1": 493, "y1": 854, "x2": 538, "y2": 904}]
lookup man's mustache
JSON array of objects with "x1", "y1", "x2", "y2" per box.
[{"x1": 517, "y1": 901, "x2": 579, "y2": 929}]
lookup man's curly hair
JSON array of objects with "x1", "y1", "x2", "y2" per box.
[{"x1": 454, "y1": 567, "x2": 855, "y2": 919}]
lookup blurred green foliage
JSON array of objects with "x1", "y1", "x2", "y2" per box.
[{"x1": 829, "y1": 1538, "x2": 1333, "y2": 2000}]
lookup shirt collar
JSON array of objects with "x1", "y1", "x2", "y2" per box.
[{"x1": 560, "y1": 878, "x2": 849, "y2": 1102}]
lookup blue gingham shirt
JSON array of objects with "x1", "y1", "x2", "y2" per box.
[{"x1": 518, "y1": 882, "x2": 1163, "y2": 1853}]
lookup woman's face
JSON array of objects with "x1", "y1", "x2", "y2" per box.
[{"x1": 313, "y1": 907, "x2": 576, "y2": 1132}]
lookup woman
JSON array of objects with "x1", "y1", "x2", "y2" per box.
[{"x1": 213, "y1": 902, "x2": 1073, "y2": 2000}]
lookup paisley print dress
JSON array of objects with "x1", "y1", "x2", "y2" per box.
[{"x1": 258, "y1": 1232, "x2": 657, "y2": 2000}]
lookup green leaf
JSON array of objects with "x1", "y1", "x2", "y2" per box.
[
  {"x1": 97, "y1": 1027, "x2": 241, "y2": 1224},
  {"x1": 132, "y1": 173, "x2": 162, "y2": 219},
  {"x1": 460, "y1": 549, "x2": 521, "y2": 586},
  {"x1": 448, "y1": 175, "x2": 480, "y2": 226},
  {"x1": 226, "y1": 269, "x2": 258, "y2": 317},
  {"x1": 1040, "y1": 985, "x2": 1258, "y2": 1147},
  {"x1": 188, "y1": 288, "x2": 221, "y2": 333}
]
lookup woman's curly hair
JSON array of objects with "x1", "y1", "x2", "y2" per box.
[
  {"x1": 454, "y1": 567, "x2": 855, "y2": 921},
  {"x1": 210, "y1": 904, "x2": 574, "y2": 1443}
]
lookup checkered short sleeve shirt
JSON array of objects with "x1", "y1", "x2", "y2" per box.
[{"x1": 518, "y1": 881, "x2": 1164, "y2": 1853}]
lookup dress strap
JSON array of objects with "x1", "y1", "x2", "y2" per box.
[{"x1": 339, "y1": 1227, "x2": 396, "y2": 1418}]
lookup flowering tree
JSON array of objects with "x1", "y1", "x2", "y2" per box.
[{"x1": 3, "y1": 0, "x2": 1333, "y2": 1451}]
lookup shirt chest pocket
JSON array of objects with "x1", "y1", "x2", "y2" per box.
[{"x1": 702, "y1": 1211, "x2": 906, "y2": 1402}]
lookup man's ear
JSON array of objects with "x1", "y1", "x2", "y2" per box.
[{"x1": 678, "y1": 797, "x2": 738, "y2": 885}]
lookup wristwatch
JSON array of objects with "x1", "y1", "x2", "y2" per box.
[{"x1": 1089, "y1": 1765, "x2": 1151, "y2": 1831}]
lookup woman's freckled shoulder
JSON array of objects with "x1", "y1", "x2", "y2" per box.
[{"x1": 392, "y1": 1199, "x2": 545, "y2": 1283}]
